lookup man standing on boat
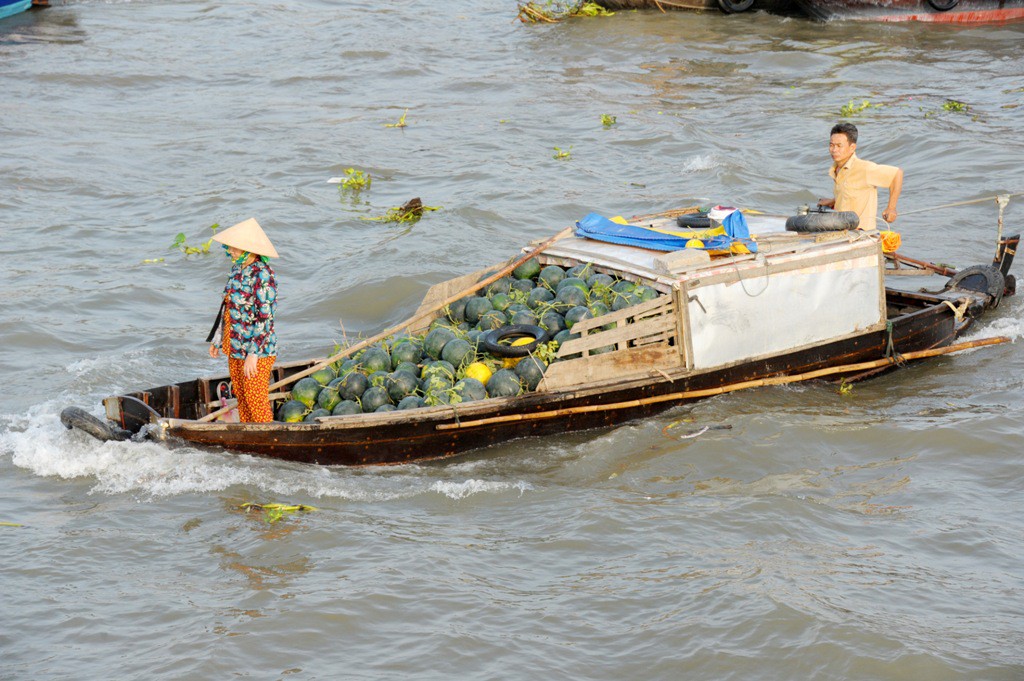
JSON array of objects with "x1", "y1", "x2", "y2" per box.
[{"x1": 818, "y1": 122, "x2": 904, "y2": 231}]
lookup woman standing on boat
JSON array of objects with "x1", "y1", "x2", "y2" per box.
[{"x1": 206, "y1": 218, "x2": 279, "y2": 423}]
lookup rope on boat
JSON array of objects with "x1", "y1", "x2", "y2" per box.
[{"x1": 895, "y1": 192, "x2": 1023, "y2": 218}]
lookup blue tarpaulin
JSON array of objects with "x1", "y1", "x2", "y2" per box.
[{"x1": 574, "y1": 211, "x2": 757, "y2": 254}]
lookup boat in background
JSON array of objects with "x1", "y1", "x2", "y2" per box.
[
  {"x1": 595, "y1": 0, "x2": 1024, "y2": 22},
  {"x1": 793, "y1": 0, "x2": 1024, "y2": 22},
  {"x1": 0, "y1": 0, "x2": 46, "y2": 21},
  {"x1": 0, "y1": 0, "x2": 31, "y2": 20}
]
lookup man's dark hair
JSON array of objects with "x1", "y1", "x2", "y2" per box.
[{"x1": 830, "y1": 122, "x2": 858, "y2": 144}]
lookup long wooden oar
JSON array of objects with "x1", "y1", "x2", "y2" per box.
[
  {"x1": 436, "y1": 336, "x2": 1010, "y2": 431},
  {"x1": 198, "y1": 226, "x2": 574, "y2": 423}
]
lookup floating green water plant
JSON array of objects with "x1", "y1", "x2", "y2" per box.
[
  {"x1": 601, "y1": 114, "x2": 617, "y2": 127},
  {"x1": 553, "y1": 146, "x2": 572, "y2": 160},
  {"x1": 384, "y1": 109, "x2": 409, "y2": 128},
  {"x1": 517, "y1": 1, "x2": 614, "y2": 23},
  {"x1": 941, "y1": 99, "x2": 969, "y2": 113},
  {"x1": 361, "y1": 197, "x2": 440, "y2": 224},
  {"x1": 339, "y1": 167, "x2": 371, "y2": 190},
  {"x1": 170, "y1": 224, "x2": 219, "y2": 255},
  {"x1": 839, "y1": 99, "x2": 881, "y2": 117},
  {"x1": 241, "y1": 502, "x2": 317, "y2": 524}
]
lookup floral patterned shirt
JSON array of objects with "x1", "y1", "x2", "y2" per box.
[{"x1": 222, "y1": 258, "x2": 277, "y2": 359}]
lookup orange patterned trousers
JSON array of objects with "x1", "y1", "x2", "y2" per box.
[{"x1": 227, "y1": 356, "x2": 276, "y2": 423}]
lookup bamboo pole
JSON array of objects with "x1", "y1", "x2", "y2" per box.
[
  {"x1": 198, "y1": 227, "x2": 574, "y2": 423},
  {"x1": 436, "y1": 336, "x2": 1009, "y2": 431}
]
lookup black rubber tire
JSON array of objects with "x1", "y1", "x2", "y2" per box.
[
  {"x1": 481, "y1": 325, "x2": 550, "y2": 358},
  {"x1": 718, "y1": 0, "x2": 755, "y2": 11},
  {"x1": 945, "y1": 264, "x2": 1005, "y2": 307},
  {"x1": 927, "y1": 0, "x2": 958, "y2": 10},
  {"x1": 785, "y1": 210, "x2": 860, "y2": 233},
  {"x1": 675, "y1": 213, "x2": 711, "y2": 230},
  {"x1": 60, "y1": 406, "x2": 130, "y2": 442}
]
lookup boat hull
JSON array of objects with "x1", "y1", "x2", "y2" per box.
[
  {"x1": 144, "y1": 290, "x2": 961, "y2": 466},
  {"x1": 793, "y1": 0, "x2": 1024, "y2": 22},
  {"x1": 0, "y1": 0, "x2": 31, "y2": 20}
]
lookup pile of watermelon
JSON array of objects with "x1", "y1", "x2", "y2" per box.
[{"x1": 275, "y1": 258, "x2": 665, "y2": 422}]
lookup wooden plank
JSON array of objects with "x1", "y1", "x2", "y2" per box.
[
  {"x1": 408, "y1": 264, "x2": 499, "y2": 334},
  {"x1": 542, "y1": 345, "x2": 683, "y2": 391},
  {"x1": 569, "y1": 294, "x2": 672, "y2": 335},
  {"x1": 558, "y1": 314, "x2": 676, "y2": 356}
]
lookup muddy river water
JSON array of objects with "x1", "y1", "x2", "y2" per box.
[{"x1": 2, "y1": 2, "x2": 1023, "y2": 679}]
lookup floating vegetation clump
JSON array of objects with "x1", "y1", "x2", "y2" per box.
[
  {"x1": 241, "y1": 502, "x2": 317, "y2": 524},
  {"x1": 384, "y1": 109, "x2": 409, "y2": 128},
  {"x1": 517, "y1": 1, "x2": 614, "y2": 23},
  {"x1": 361, "y1": 197, "x2": 441, "y2": 224},
  {"x1": 170, "y1": 224, "x2": 220, "y2": 255},
  {"x1": 553, "y1": 146, "x2": 572, "y2": 160},
  {"x1": 601, "y1": 114, "x2": 617, "y2": 128},
  {"x1": 338, "y1": 167, "x2": 371, "y2": 191},
  {"x1": 839, "y1": 99, "x2": 882, "y2": 117}
]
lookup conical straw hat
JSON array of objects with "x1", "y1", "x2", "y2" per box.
[{"x1": 211, "y1": 218, "x2": 279, "y2": 258}]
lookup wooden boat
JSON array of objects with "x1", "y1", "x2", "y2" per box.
[
  {"x1": 595, "y1": 0, "x2": 793, "y2": 14},
  {"x1": 791, "y1": 0, "x2": 1024, "y2": 23},
  {"x1": 0, "y1": 0, "x2": 31, "y2": 20},
  {"x1": 65, "y1": 207, "x2": 1017, "y2": 466},
  {"x1": 0, "y1": 0, "x2": 46, "y2": 20},
  {"x1": 595, "y1": 0, "x2": 1024, "y2": 21}
]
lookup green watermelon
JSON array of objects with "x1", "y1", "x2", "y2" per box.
[
  {"x1": 291, "y1": 377, "x2": 322, "y2": 409},
  {"x1": 611, "y1": 280, "x2": 635, "y2": 294},
  {"x1": 304, "y1": 408, "x2": 330, "y2": 423},
  {"x1": 397, "y1": 395, "x2": 426, "y2": 410},
  {"x1": 375, "y1": 404, "x2": 397, "y2": 413},
  {"x1": 385, "y1": 371, "x2": 420, "y2": 402},
  {"x1": 359, "y1": 347, "x2": 392, "y2": 374},
  {"x1": 441, "y1": 338, "x2": 476, "y2": 369},
  {"x1": 510, "y1": 309, "x2": 539, "y2": 326},
  {"x1": 635, "y1": 285, "x2": 660, "y2": 302},
  {"x1": 310, "y1": 365, "x2": 337, "y2": 386},
  {"x1": 514, "y1": 356, "x2": 547, "y2": 391},
  {"x1": 429, "y1": 317, "x2": 459, "y2": 332},
  {"x1": 367, "y1": 370, "x2": 390, "y2": 388},
  {"x1": 394, "y1": 361, "x2": 421, "y2": 377},
  {"x1": 337, "y1": 371, "x2": 369, "y2": 401},
  {"x1": 446, "y1": 297, "x2": 469, "y2": 324},
  {"x1": 424, "y1": 327, "x2": 457, "y2": 360},
  {"x1": 510, "y1": 278, "x2": 535, "y2": 294},
  {"x1": 390, "y1": 338, "x2": 423, "y2": 367},
  {"x1": 612, "y1": 291, "x2": 639, "y2": 311},
  {"x1": 453, "y1": 377, "x2": 487, "y2": 403},
  {"x1": 567, "y1": 263, "x2": 593, "y2": 279},
  {"x1": 422, "y1": 360, "x2": 455, "y2": 380},
  {"x1": 564, "y1": 305, "x2": 593, "y2": 329},
  {"x1": 477, "y1": 310, "x2": 508, "y2": 330},
  {"x1": 554, "y1": 286, "x2": 587, "y2": 312},
  {"x1": 512, "y1": 257, "x2": 542, "y2": 280},
  {"x1": 464, "y1": 296, "x2": 493, "y2": 325},
  {"x1": 485, "y1": 276, "x2": 513, "y2": 296},
  {"x1": 538, "y1": 265, "x2": 566, "y2": 291},
  {"x1": 361, "y1": 386, "x2": 392, "y2": 412},
  {"x1": 486, "y1": 369, "x2": 522, "y2": 398},
  {"x1": 489, "y1": 292, "x2": 512, "y2": 312},
  {"x1": 316, "y1": 385, "x2": 342, "y2": 412},
  {"x1": 540, "y1": 311, "x2": 566, "y2": 333},
  {"x1": 553, "y1": 328, "x2": 579, "y2": 345},
  {"x1": 556, "y1": 277, "x2": 590, "y2": 294},
  {"x1": 336, "y1": 358, "x2": 359, "y2": 375},
  {"x1": 587, "y1": 273, "x2": 615, "y2": 289},
  {"x1": 331, "y1": 400, "x2": 361, "y2": 416},
  {"x1": 276, "y1": 400, "x2": 308, "y2": 423},
  {"x1": 527, "y1": 287, "x2": 554, "y2": 309}
]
